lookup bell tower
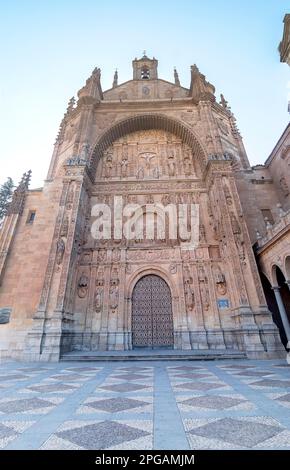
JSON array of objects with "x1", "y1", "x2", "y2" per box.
[{"x1": 132, "y1": 52, "x2": 158, "y2": 80}]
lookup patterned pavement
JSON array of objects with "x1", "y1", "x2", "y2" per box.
[{"x1": 0, "y1": 359, "x2": 289, "y2": 449}]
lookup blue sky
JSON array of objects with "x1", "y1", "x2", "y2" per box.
[{"x1": 0, "y1": 0, "x2": 289, "y2": 188}]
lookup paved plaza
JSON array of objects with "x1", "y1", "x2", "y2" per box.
[{"x1": 0, "y1": 359, "x2": 289, "y2": 450}]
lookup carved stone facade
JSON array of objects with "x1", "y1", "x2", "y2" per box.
[
  {"x1": 279, "y1": 14, "x2": 290, "y2": 66},
  {"x1": 0, "y1": 54, "x2": 287, "y2": 360}
]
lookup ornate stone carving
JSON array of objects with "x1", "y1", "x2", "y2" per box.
[
  {"x1": 94, "y1": 278, "x2": 104, "y2": 312},
  {"x1": 223, "y1": 185, "x2": 232, "y2": 205},
  {"x1": 112, "y1": 248, "x2": 121, "y2": 263},
  {"x1": 167, "y1": 149, "x2": 176, "y2": 176},
  {"x1": 104, "y1": 152, "x2": 113, "y2": 178},
  {"x1": 66, "y1": 185, "x2": 74, "y2": 210},
  {"x1": 7, "y1": 171, "x2": 31, "y2": 215},
  {"x1": 136, "y1": 167, "x2": 144, "y2": 180},
  {"x1": 77, "y1": 273, "x2": 89, "y2": 298},
  {"x1": 146, "y1": 194, "x2": 154, "y2": 204},
  {"x1": 199, "y1": 224, "x2": 207, "y2": 244},
  {"x1": 280, "y1": 176, "x2": 289, "y2": 196},
  {"x1": 230, "y1": 212, "x2": 245, "y2": 262},
  {"x1": 110, "y1": 267, "x2": 119, "y2": 285},
  {"x1": 60, "y1": 215, "x2": 69, "y2": 237},
  {"x1": 184, "y1": 282, "x2": 195, "y2": 311},
  {"x1": 120, "y1": 157, "x2": 128, "y2": 177},
  {"x1": 98, "y1": 249, "x2": 107, "y2": 262},
  {"x1": 170, "y1": 263, "x2": 177, "y2": 274},
  {"x1": 56, "y1": 238, "x2": 65, "y2": 265},
  {"x1": 214, "y1": 265, "x2": 227, "y2": 295},
  {"x1": 109, "y1": 285, "x2": 119, "y2": 311},
  {"x1": 198, "y1": 264, "x2": 210, "y2": 311},
  {"x1": 183, "y1": 265, "x2": 195, "y2": 310}
]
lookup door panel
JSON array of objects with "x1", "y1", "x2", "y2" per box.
[{"x1": 132, "y1": 274, "x2": 174, "y2": 348}]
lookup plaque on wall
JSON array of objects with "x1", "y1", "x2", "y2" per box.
[
  {"x1": 0, "y1": 308, "x2": 12, "y2": 324},
  {"x1": 217, "y1": 299, "x2": 229, "y2": 309}
]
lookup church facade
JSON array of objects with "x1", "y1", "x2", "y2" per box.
[{"x1": 0, "y1": 54, "x2": 288, "y2": 361}]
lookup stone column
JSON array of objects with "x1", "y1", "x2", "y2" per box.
[{"x1": 272, "y1": 286, "x2": 290, "y2": 342}]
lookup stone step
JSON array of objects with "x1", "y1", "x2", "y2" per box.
[{"x1": 60, "y1": 349, "x2": 247, "y2": 362}]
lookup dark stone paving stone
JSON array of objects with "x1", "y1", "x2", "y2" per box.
[
  {"x1": 118, "y1": 367, "x2": 152, "y2": 373},
  {"x1": 28, "y1": 383, "x2": 77, "y2": 393},
  {"x1": 220, "y1": 364, "x2": 256, "y2": 369},
  {"x1": 276, "y1": 393, "x2": 290, "y2": 403},
  {"x1": 0, "y1": 398, "x2": 53, "y2": 414},
  {"x1": 171, "y1": 366, "x2": 203, "y2": 371},
  {"x1": 85, "y1": 397, "x2": 148, "y2": 412},
  {"x1": 56, "y1": 421, "x2": 150, "y2": 449},
  {"x1": 176, "y1": 382, "x2": 226, "y2": 391},
  {"x1": 66, "y1": 367, "x2": 100, "y2": 372},
  {"x1": 251, "y1": 379, "x2": 290, "y2": 388},
  {"x1": 100, "y1": 383, "x2": 149, "y2": 393},
  {"x1": 16, "y1": 368, "x2": 44, "y2": 373},
  {"x1": 50, "y1": 374, "x2": 86, "y2": 381},
  {"x1": 174, "y1": 373, "x2": 212, "y2": 380},
  {"x1": 182, "y1": 395, "x2": 245, "y2": 410},
  {"x1": 0, "y1": 423, "x2": 16, "y2": 439},
  {"x1": 112, "y1": 373, "x2": 149, "y2": 381},
  {"x1": 190, "y1": 417, "x2": 281, "y2": 447},
  {"x1": 235, "y1": 371, "x2": 274, "y2": 377},
  {"x1": 0, "y1": 374, "x2": 29, "y2": 382}
]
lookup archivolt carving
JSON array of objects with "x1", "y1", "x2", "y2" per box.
[{"x1": 90, "y1": 114, "x2": 207, "y2": 179}]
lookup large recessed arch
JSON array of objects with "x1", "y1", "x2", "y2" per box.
[{"x1": 89, "y1": 113, "x2": 207, "y2": 179}]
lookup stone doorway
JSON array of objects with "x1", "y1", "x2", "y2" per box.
[{"x1": 132, "y1": 274, "x2": 174, "y2": 349}]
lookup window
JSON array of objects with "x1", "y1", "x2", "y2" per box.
[
  {"x1": 141, "y1": 66, "x2": 150, "y2": 79},
  {"x1": 261, "y1": 209, "x2": 274, "y2": 225},
  {"x1": 26, "y1": 210, "x2": 36, "y2": 224}
]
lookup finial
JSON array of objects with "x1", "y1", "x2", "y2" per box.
[
  {"x1": 17, "y1": 170, "x2": 32, "y2": 191},
  {"x1": 174, "y1": 67, "x2": 180, "y2": 86},
  {"x1": 220, "y1": 94, "x2": 230, "y2": 110},
  {"x1": 66, "y1": 97, "x2": 75, "y2": 114},
  {"x1": 143, "y1": 50, "x2": 146, "y2": 56},
  {"x1": 113, "y1": 69, "x2": 118, "y2": 88}
]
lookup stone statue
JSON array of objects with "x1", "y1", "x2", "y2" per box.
[
  {"x1": 56, "y1": 238, "x2": 65, "y2": 265},
  {"x1": 167, "y1": 149, "x2": 176, "y2": 177},
  {"x1": 200, "y1": 282, "x2": 210, "y2": 311},
  {"x1": 120, "y1": 158, "x2": 129, "y2": 177},
  {"x1": 104, "y1": 152, "x2": 113, "y2": 178},
  {"x1": 183, "y1": 150, "x2": 192, "y2": 176},
  {"x1": 109, "y1": 285, "x2": 119, "y2": 310},
  {"x1": 136, "y1": 167, "x2": 144, "y2": 180},
  {"x1": 214, "y1": 265, "x2": 227, "y2": 295},
  {"x1": 185, "y1": 282, "x2": 195, "y2": 310},
  {"x1": 95, "y1": 286, "x2": 103, "y2": 312},
  {"x1": 80, "y1": 142, "x2": 90, "y2": 160}
]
